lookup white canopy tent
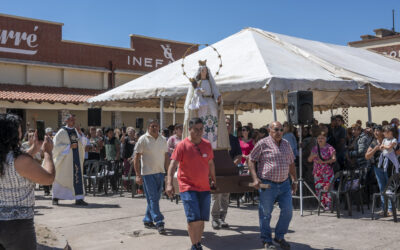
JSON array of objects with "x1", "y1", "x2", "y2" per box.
[{"x1": 89, "y1": 27, "x2": 400, "y2": 126}]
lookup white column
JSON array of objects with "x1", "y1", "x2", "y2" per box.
[
  {"x1": 367, "y1": 84, "x2": 372, "y2": 123},
  {"x1": 271, "y1": 91, "x2": 277, "y2": 121},
  {"x1": 160, "y1": 97, "x2": 165, "y2": 130}
]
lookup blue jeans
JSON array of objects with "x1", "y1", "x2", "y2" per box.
[
  {"x1": 373, "y1": 166, "x2": 392, "y2": 211},
  {"x1": 258, "y1": 178, "x2": 292, "y2": 243},
  {"x1": 142, "y1": 173, "x2": 165, "y2": 226},
  {"x1": 180, "y1": 191, "x2": 211, "y2": 223}
]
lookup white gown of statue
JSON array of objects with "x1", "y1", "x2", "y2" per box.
[{"x1": 183, "y1": 66, "x2": 230, "y2": 150}]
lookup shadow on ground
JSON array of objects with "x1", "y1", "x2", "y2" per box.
[
  {"x1": 37, "y1": 243, "x2": 71, "y2": 250},
  {"x1": 56, "y1": 203, "x2": 121, "y2": 209}
]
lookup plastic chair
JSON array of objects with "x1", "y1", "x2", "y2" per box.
[
  {"x1": 317, "y1": 171, "x2": 351, "y2": 218},
  {"x1": 371, "y1": 172, "x2": 400, "y2": 222},
  {"x1": 87, "y1": 160, "x2": 108, "y2": 196},
  {"x1": 119, "y1": 160, "x2": 136, "y2": 198},
  {"x1": 83, "y1": 160, "x2": 98, "y2": 193},
  {"x1": 345, "y1": 169, "x2": 365, "y2": 215},
  {"x1": 104, "y1": 160, "x2": 120, "y2": 194}
]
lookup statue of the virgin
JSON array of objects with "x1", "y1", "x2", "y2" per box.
[{"x1": 183, "y1": 60, "x2": 230, "y2": 149}]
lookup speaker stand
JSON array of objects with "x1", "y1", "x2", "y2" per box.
[{"x1": 292, "y1": 126, "x2": 325, "y2": 216}]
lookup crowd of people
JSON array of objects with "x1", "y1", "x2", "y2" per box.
[{"x1": 2, "y1": 111, "x2": 400, "y2": 250}]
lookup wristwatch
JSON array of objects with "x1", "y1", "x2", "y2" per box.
[{"x1": 292, "y1": 180, "x2": 299, "y2": 184}]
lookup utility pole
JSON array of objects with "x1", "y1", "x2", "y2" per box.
[{"x1": 393, "y1": 9, "x2": 395, "y2": 32}]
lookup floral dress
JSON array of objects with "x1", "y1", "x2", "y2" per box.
[{"x1": 311, "y1": 143, "x2": 335, "y2": 208}]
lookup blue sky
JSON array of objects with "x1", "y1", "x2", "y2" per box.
[{"x1": 1, "y1": 1, "x2": 399, "y2": 48}]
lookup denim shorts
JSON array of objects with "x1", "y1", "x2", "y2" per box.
[{"x1": 180, "y1": 191, "x2": 211, "y2": 223}]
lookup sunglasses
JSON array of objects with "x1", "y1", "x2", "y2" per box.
[
  {"x1": 273, "y1": 128, "x2": 284, "y2": 132},
  {"x1": 194, "y1": 144, "x2": 202, "y2": 156},
  {"x1": 242, "y1": 129, "x2": 248, "y2": 132}
]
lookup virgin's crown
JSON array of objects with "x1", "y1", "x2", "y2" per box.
[{"x1": 198, "y1": 60, "x2": 207, "y2": 66}]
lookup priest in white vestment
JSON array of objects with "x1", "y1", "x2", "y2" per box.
[{"x1": 52, "y1": 114, "x2": 88, "y2": 206}]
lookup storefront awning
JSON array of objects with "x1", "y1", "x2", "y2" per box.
[{"x1": 0, "y1": 83, "x2": 104, "y2": 104}]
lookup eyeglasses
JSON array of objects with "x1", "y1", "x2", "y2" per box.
[
  {"x1": 242, "y1": 129, "x2": 248, "y2": 132},
  {"x1": 273, "y1": 128, "x2": 284, "y2": 132}
]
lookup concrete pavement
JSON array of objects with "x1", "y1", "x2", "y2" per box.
[{"x1": 34, "y1": 191, "x2": 400, "y2": 250}]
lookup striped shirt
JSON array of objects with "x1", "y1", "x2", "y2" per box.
[{"x1": 249, "y1": 136, "x2": 294, "y2": 182}]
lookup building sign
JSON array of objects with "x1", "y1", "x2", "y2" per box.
[
  {"x1": 371, "y1": 45, "x2": 400, "y2": 59},
  {"x1": 0, "y1": 14, "x2": 197, "y2": 72},
  {"x1": 0, "y1": 25, "x2": 39, "y2": 55},
  {"x1": 128, "y1": 34, "x2": 196, "y2": 70}
]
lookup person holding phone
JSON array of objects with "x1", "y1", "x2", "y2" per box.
[
  {"x1": 52, "y1": 114, "x2": 88, "y2": 206},
  {"x1": 0, "y1": 113, "x2": 55, "y2": 250}
]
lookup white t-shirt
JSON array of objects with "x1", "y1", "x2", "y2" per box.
[
  {"x1": 134, "y1": 132, "x2": 168, "y2": 176},
  {"x1": 382, "y1": 137, "x2": 397, "y2": 155}
]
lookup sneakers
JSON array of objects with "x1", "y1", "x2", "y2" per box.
[
  {"x1": 264, "y1": 242, "x2": 276, "y2": 249},
  {"x1": 191, "y1": 242, "x2": 203, "y2": 250},
  {"x1": 156, "y1": 224, "x2": 166, "y2": 235},
  {"x1": 143, "y1": 222, "x2": 156, "y2": 229},
  {"x1": 211, "y1": 220, "x2": 221, "y2": 230},
  {"x1": 144, "y1": 222, "x2": 166, "y2": 235},
  {"x1": 52, "y1": 198, "x2": 59, "y2": 205},
  {"x1": 218, "y1": 219, "x2": 229, "y2": 228},
  {"x1": 75, "y1": 199, "x2": 88, "y2": 206},
  {"x1": 274, "y1": 238, "x2": 291, "y2": 250}
]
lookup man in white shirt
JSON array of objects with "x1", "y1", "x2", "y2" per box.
[{"x1": 134, "y1": 119, "x2": 169, "y2": 234}]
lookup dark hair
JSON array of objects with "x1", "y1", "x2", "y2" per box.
[
  {"x1": 189, "y1": 117, "x2": 203, "y2": 129},
  {"x1": 373, "y1": 125, "x2": 383, "y2": 131},
  {"x1": 336, "y1": 115, "x2": 344, "y2": 122},
  {"x1": 0, "y1": 113, "x2": 23, "y2": 175},
  {"x1": 242, "y1": 125, "x2": 251, "y2": 132},
  {"x1": 195, "y1": 67, "x2": 209, "y2": 81},
  {"x1": 105, "y1": 127, "x2": 113, "y2": 134},
  {"x1": 241, "y1": 125, "x2": 252, "y2": 138},
  {"x1": 174, "y1": 123, "x2": 183, "y2": 129},
  {"x1": 147, "y1": 119, "x2": 159, "y2": 128},
  {"x1": 163, "y1": 128, "x2": 169, "y2": 137},
  {"x1": 259, "y1": 127, "x2": 268, "y2": 137},
  {"x1": 383, "y1": 125, "x2": 397, "y2": 135}
]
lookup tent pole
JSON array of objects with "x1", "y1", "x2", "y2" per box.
[
  {"x1": 271, "y1": 91, "x2": 277, "y2": 121},
  {"x1": 160, "y1": 97, "x2": 165, "y2": 131},
  {"x1": 173, "y1": 98, "x2": 177, "y2": 125},
  {"x1": 233, "y1": 102, "x2": 238, "y2": 133},
  {"x1": 367, "y1": 84, "x2": 372, "y2": 123}
]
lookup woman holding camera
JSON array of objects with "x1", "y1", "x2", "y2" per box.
[{"x1": 0, "y1": 113, "x2": 55, "y2": 250}]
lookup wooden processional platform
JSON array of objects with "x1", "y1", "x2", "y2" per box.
[{"x1": 173, "y1": 149, "x2": 256, "y2": 194}]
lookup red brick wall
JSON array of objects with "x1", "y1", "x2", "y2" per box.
[
  {"x1": 0, "y1": 15, "x2": 198, "y2": 72},
  {"x1": 370, "y1": 45, "x2": 400, "y2": 58}
]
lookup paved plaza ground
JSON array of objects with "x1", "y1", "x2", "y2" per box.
[{"x1": 34, "y1": 191, "x2": 399, "y2": 250}]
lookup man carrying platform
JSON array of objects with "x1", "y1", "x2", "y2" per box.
[{"x1": 166, "y1": 117, "x2": 217, "y2": 250}]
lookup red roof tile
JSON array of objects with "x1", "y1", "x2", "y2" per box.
[{"x1": 0, "y1": 84, "x2": 105, "y2": 104}]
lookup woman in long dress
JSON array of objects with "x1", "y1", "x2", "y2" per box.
[
  {"x1": 183, "y1": 61, "x2": 229, "y2": 149},
  {"x1": 308, "y1": 131, "x2": 336, "y2": 210}
]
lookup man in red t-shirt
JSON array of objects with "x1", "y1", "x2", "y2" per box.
[{"x1": 166, "y1": 117, "x2": 217, "y2": 250}]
